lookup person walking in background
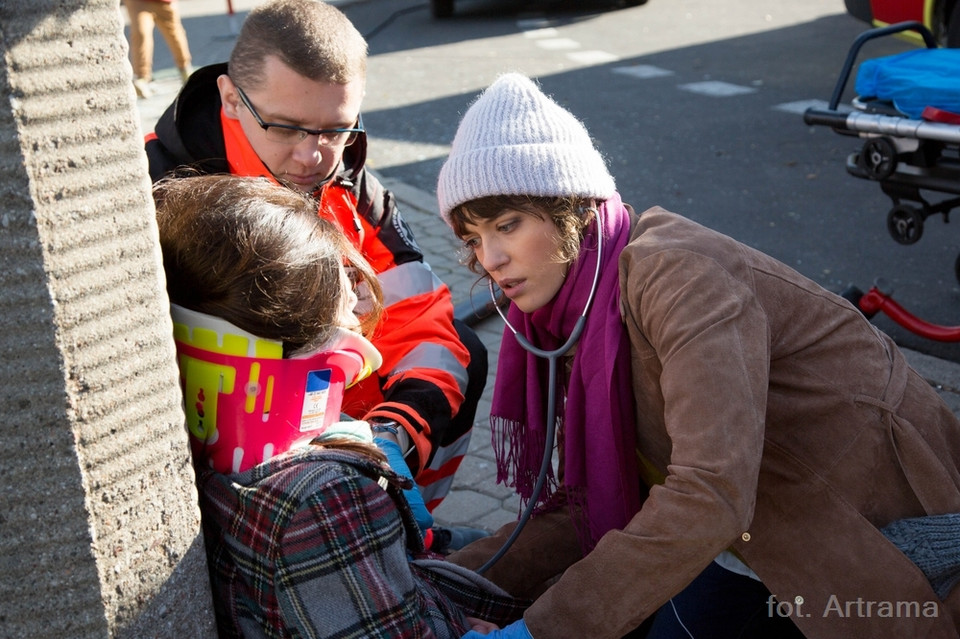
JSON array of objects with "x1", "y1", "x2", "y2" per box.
[
  {"x1": 122, "y1": 0, "x2": 193, "y2": 99},
  {"x1": 437, "y1": 72, "x2": 960, "y2": 638},
  {"x1": 145, "y1": 0, "x2": 489, "y2": 553}
]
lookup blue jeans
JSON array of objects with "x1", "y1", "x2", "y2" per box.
[{"x1": 642, "y1": 561, "x2": 806, "y2": 639}]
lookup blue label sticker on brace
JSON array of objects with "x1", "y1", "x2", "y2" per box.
[{"x1": 300, "y1": 369, "x2": 333, "y2": 431}]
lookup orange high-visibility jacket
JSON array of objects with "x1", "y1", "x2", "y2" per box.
[{"x1": 145, "y1": 64, "x2": 474, "y2": 506}]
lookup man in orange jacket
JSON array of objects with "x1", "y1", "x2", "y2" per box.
[{"x1": 146, "y1": 0, "x2": 486, "y2": 549}]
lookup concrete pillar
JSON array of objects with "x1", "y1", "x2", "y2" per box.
[{"x1": 0, "y1": 1, "x2": 217, "y2": 637}]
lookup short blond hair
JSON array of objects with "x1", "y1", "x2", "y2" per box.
[{"x1": 229, "y1": 0, "x2": 368, "y2": 89}]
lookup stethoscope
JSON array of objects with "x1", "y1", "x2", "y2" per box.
[{"x1": 477, "y1": 206, "x2": 604, "y2": 574}]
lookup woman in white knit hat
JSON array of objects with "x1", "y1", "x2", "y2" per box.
[{"x1": 438, "y1": 73, "x2": 960, "y2": 639}]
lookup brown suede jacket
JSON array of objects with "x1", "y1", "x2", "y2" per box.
[{"x1": 521, "y1": 207, "x2": 960, "y2": 638}]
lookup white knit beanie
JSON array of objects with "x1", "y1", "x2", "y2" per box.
[{"x1": 437, "y1": 73, "x2": 616, "y2": 225}]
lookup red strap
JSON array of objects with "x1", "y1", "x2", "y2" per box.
[{"x1": 921, "y1": 106, "x2": 960, "y2": 124}]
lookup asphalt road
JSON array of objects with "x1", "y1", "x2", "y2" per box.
[
  {"x1": 146, "y1": 0, "x2": 960, "y2": 363},
  {"x1": 134, "y1": 0, "x2": 960, "y2": 535},
  {"x1": 338, "y1": 0, "x2": 960, "y2": 362}
]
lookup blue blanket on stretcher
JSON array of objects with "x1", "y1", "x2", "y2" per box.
[{"x1": 855, "y1": 48, "x2": 960, "y2": 119}]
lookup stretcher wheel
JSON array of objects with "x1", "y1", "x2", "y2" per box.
[
  {"x1": 887, "y1": 204, "x2": 924, "y2": 245},
  {"x1": 859, "y1": 137, "x2": 897, "y2": 180}
]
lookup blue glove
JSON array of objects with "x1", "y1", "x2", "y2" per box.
[
  {"x1": 461, "y1": 619, "x2": 533, "y2": 639},
  {"x1": 374, "y1": 437, "x2": 434, "y2": 534}
]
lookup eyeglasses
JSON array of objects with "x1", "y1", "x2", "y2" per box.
[{"x1": 235, "y1": 85, "x2": 365, "y2": 147}]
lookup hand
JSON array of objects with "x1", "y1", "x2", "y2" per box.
[
  {"x1": 465, "y1": 617, "x2": 500, "y2": 633},
  {"x1": 461, "y1": 619, "x2": 532, "y2": 638},
  {"x1": 374, "y1": 437, "x2": 434, "y2": 534}
]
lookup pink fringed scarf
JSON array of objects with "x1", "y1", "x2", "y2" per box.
[{"x1": 490, "y1": 192, "x2": 641, "y2": 549}]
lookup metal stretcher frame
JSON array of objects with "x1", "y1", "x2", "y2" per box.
[
  {"x1": 803, "y1": 21, "x2": 960, "y2": 248},
  {"x1": 805, "y1": 22, "x2": 960, "y2": 341}
]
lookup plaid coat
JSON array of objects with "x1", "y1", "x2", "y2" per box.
[{"x1": 197, "y1": 447, "x2": 525, "y2": 638}]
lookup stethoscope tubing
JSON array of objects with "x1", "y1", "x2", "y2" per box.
[{"x1": 477, "y1": 207, "x2": 603, "y2": 574}]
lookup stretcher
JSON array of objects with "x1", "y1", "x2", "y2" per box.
[{"x1": 804, "y1": 22, "x2": 960, "y2": 341}]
